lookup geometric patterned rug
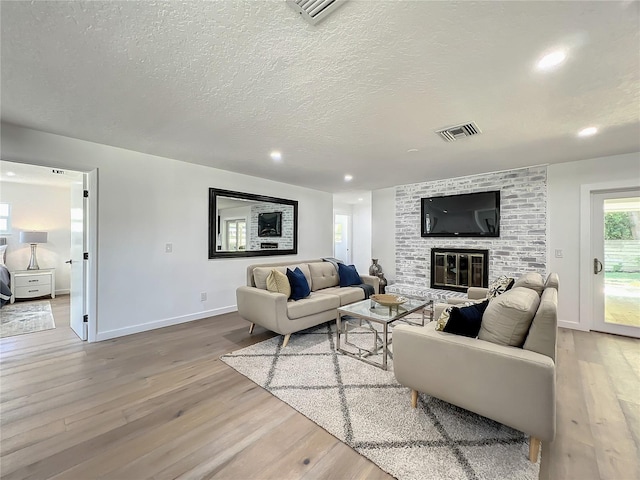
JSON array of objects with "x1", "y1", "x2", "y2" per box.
[
  {"x1": 0, "y1": 300, "x2": 56, "y2": 338},
  {"x1": 221, "y1": 321, "x2": 540, "y2": 480}
]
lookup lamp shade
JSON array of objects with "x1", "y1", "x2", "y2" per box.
[{"x1": 20, "y1": 231, "x2": 48, "y2": 244}]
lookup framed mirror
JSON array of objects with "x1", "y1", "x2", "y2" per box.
[{"x1": 208, "y1": 188, "x2": 298, "y2": 259}]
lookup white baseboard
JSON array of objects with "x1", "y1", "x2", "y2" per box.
[
  {"x1": 558, "y1": 319, "x2": 589, "y2": 332},
  {"x1": 95, "y1": 305, "x2": 238, "y2": 342},
  {"x1": 55, "y1": 289, "x2": 70, "y2": 296}
]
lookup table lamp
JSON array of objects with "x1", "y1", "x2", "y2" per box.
[{"x1": 20, "y1": 231, "x2": 48, "y2": 270}]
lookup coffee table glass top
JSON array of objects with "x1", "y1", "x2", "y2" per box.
[{"x1": 338, "y1": 297, "x2": 430, "y2": 323}]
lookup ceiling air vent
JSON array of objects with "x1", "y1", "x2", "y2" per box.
[
  {"x1": 435, "y1": 122, "x2": 482, "y2": 142},
  {"x1": 287, "y1": 0, "x2": 347, "y2": 25}
]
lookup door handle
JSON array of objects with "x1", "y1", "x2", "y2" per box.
[
  {"x1": 65, "y1": 259, "x2": 72, "y2": 264},
  {"x1": 593, "y1": 258, "x2": 603, "y2": 274}
]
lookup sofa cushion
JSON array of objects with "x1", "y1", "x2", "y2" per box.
[
  {"x1": 319, "y1": 286, "x2": 364, "y2": 306},
  {"x1": 287, "y1": 267, "x2": 311, "y2": 301},
  {"x1": 287, "y1": 292, "x2": 340, "y2": 319},
  {"x1": 512, "y1": 272, "x2": 545, "y2": 295},
  {"x1": 308, "y1": 262, "x2": 340, "y2": 291},
  {"x1": 487, "y1": 275, "x2": 515, "y2": 298},
  {"x1": 338, "y1": 263, "x2": 362, "y2": 287},
  {"x1": 443, "y1": 300, "x2": 490, "y2": 338},
  {"x1": 266, "y1": 269, "x2": 291, "y2": 297},
  {"x1": 478, "y1": 287, "x2": 541, "y2": 347},
  {"x1": 253, "y1": 264, "x2": 311, "y2": 290},
  {"x1": 523, "y1": 287, "x2": 558, "y2": 360}
]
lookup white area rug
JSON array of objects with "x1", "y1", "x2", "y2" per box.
[
  {"x1": 0, "y1": 300, "x2": 56, "y2": 338},
  {"x1": 221, "y1": 321, "x2": 540, "y2": 480}
]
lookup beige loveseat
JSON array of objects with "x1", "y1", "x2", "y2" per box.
[
  {"x1": 393, "y1": 273, "x2": 559, "y2": 463},
  {"x1": 236, "y1": 259, "x2": 380, "y2": 347}
]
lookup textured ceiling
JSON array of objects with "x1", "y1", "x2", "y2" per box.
[{"x1": 1, "y1": 1, "x2": 639, "y2": 193}]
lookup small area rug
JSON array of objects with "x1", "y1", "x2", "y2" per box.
[
  {"x1": 221, "y1": 321, "x2": 540, "y2": 480},
  {"x1": 0, "y1": 300, "x2": 56, "y2": 338}
]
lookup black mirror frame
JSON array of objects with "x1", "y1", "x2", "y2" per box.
[{"x1": 208, "y1": 188, "x2": 298, "y2": 259}]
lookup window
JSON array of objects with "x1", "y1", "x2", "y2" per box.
[
  {"x1": 0, "y1": 203, "x2": 10, "y2": 234},
  {"x1": 225, "y1": 219, "x2": 246, "y2": 251}
]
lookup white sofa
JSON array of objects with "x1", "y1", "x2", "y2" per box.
[
  {"x1": 236, "y1": 259, "x2": 380, "y2": 347},
  {"x1": 393, "y1": 273, "x2": 559, "y2": 463}
]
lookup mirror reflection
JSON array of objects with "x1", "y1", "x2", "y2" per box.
[{"x1": 208, "y1": 189, "x2": 298, "y2": 258}]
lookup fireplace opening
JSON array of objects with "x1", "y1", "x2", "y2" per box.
[{"x1": 431, "y1": 248, "x2": 489, "y2": 293}]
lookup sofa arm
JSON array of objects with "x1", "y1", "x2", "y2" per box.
[
  {"x1": 360, "y1": 274, "x2": 380, "y2": 294},
  {"x1": 447, "y1": 297, "x2": 471, "y2": 305},
  {"x1": 236, "y1": 286, "x2": 289, "y2": 335},
  {"x1": 467, "y1": 287, "x2": 488, "y2": 300},
  {"x1": 393, "y1": 323, "x2": 556, "y2": 442}
]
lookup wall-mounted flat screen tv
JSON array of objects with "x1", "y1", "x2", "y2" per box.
[
  {"x1": 258, "y1": 212, "x2": 282, "y2": 237},
  {"x1": 421, "y1": 191, "x2": 500, "y2": 237}
]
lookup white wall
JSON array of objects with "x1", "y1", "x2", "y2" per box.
[
  {"x1": 371, "y1": 187, "x2": 396, "y2": 283},
  {"x1": 548, "y1": 152, "x2": 640, "y2": 330},
  {"x1": 1, "y1": 123, "x2": 334, "y2": 341},
  {"x1": 0, "y1": 182, "x2": 72, "y2": 293}
]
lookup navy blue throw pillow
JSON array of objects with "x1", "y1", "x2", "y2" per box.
[
  {"x1": 338, "y1": 263, "x2": 362, "y2": 287},
  {"x1": 443, "y1": 300, "x2": 490, "y2": 338},
  {"x1": 286, "y1": 267, "x2": 310, "y2": 300}
]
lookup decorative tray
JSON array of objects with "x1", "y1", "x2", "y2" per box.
[{"x1": 370, "y1": 294, "x2": 407, "y2": 307}]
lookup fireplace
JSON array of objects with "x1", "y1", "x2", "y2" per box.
[{"x1": 431, "y1": 248, "x2": 489, "y2": 293}]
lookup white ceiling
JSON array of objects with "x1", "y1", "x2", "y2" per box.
[{"x1": 1, "y1": 1, "x2": 639, "y2": 193}]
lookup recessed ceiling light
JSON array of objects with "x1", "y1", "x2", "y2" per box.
[
  {"x1": 536, "y1": 50, "x2": 567, "y2": 70},
  {"x1": 577, "y1": 126, "x2": 598, "y2": 137},
  {"x1": 358, "y1": 198, "x2": 363, "y2": 201},
  {"x1": 407, "y1": 148, "x2": 419, "y2": 153},
  {"x1": 6, "y1": 172, "x2": 16, "y2": 176},
  {"x1": 344, "y1": 174, "x2": 353, "y2": 182},
  {"x1": 270, "y1": 151, "x2": 282, "y2": 161}
]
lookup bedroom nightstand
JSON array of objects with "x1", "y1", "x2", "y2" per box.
[{"x1": 10, "y1": 269, "x2": 56, "y2": 304}]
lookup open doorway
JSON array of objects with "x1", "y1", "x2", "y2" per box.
[
  {"x1": 334, "y1": 213, "x2": 351, "y2": 264},
  {"x1": 0, "y1": 161, "x2": 93, "y2": 341}
]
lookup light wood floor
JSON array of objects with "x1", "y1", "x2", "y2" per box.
[{"x1": 1, "y1": 296, "x2": 638, "y2": 480}]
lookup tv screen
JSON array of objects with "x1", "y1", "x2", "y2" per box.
[
  {"x1": 258, "y1": 212, "x2": 282, "y2": 237},
  {"x1": 421, "y1": 191, "x2": 500, "y2": 237}
]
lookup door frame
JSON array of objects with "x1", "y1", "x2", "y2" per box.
[
  {"x1": 86, "y1": 169, "x2": 98, "y2": 342},
  {"x1": 590, "y1": 188, "x2": 640, "y2": 337},
  {"x1": 579, "y1": 178, "x2": 640, "y2": 333}
]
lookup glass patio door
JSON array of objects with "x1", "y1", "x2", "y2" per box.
[{"x1": 591, "y1": 190, "x2": 640, "y2": 338}]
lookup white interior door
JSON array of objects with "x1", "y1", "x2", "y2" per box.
[
  {"x1": 70, "y1": 176, "x2": 87, "y2": 340},
  {"x1": 591, "y1": 189, "x2": 640, "y2": 338},
  {"x1": 334, "y1": 214, "x2": 351, "y2": 264}
]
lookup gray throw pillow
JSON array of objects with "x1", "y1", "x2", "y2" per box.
[{"x1": 478, "y1": 287, "x2": 541, "y2": 347}]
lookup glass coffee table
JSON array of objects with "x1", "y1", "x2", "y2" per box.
[{"x1": 336, "y1": 297, "x2": 433, "y2": 370}]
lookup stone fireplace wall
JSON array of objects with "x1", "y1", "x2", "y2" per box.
[{"x1": 394, "y1": 166, "x2": 547, "y2": 291}]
